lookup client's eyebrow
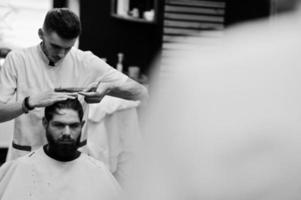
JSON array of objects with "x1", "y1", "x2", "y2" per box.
[{"x1": 52, "y1": 121, "x2": 81, "y2": 126}]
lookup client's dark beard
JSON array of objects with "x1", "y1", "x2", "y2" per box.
[{"x1": 44, "y1": 133, "x2": 81, "y2": 162}]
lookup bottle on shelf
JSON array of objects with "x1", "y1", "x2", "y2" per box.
[
  {"x1": 128, "y1": 65, "x2": 140, "y2": 80},
  {"x1": 116, "y1": 52, "x2": 124, "y2": 72},
  {"x1": 117, "y1": 0, "x2": 129, "y2": 16}
]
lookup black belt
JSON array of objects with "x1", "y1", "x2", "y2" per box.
[{"x1": 12, "y1": 139, "x2": 87, "y2": 152}]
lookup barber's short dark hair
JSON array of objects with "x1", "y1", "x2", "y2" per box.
[
  {"x1": 44, "y1": 98, "x2": 84, "y2": 121},
  {"x1": 43, "y1": 8, "x2": 81, "y2": 39}
]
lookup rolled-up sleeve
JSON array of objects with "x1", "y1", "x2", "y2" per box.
[{"x1": 83, "y1": 52, "x2": 128, "y2": 85}]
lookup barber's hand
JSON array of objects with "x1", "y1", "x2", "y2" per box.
[
  {"x1": 79, "y1": 81, "x2": 111, "y2": 103},
  {"x1": 28, "y1": 91, "x2": 78, "y2": 108}
]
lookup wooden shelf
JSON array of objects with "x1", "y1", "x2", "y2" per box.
[
  {"x1": 111, "y1": 0, "x2": 157, "y2": 24},
  {"x1": 111, "y1": 14, "x2": 156, "y2": 24}
]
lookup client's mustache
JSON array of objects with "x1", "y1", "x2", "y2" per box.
[{"x1": 58, "y1": 135, "x2": 75, "y2": 143}]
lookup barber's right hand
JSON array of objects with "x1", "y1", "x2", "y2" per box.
[{"x1": 28, "y1": 91, "x2": 78, "y2": 108}]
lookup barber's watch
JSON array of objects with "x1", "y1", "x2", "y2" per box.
[{"x1": 22, "y1": 96, "x2": 34, "y2": 113}]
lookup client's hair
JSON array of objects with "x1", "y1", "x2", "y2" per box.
[{"x1": 44, "y1": 98, "x2": 83, "y2": 121}]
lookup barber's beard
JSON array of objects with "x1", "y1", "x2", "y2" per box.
[{"x1": 46, "y1": 132, "x2": 81, "y2": 161}]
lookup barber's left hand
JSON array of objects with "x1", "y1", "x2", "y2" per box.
[{"x1": 79, "y1": 81, "x2": 111, "y2": 103}]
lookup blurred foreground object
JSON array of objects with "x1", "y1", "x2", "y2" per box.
[{"x1": 124, "y1": 2, "x2": 301, "y2": 200}]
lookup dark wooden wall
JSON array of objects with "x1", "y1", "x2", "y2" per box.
[
  {"x1": 79, "y1": 0, "x2": 164, "y2": 75},
  {"x1": 54, "y1": 0, "x2": 271, "y2": 75},
  {"x1": 225, "y1": 0, "x2": 271, "y2": 26}
]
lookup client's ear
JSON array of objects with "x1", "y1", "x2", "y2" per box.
[
  {"x1": 38, "y1": 28, "x2": 44, "y2": 40},
  {"x1": 42, "y1": 117, "x2": 48, "y2": 128}
]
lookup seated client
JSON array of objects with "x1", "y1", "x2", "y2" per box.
[{"x1": 0, "y1": 98, "x2": 121, "y2": 200}]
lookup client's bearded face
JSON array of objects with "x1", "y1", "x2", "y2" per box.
[{"x1": 44, "y1": 108, "x2": 83, "y2": 159}]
